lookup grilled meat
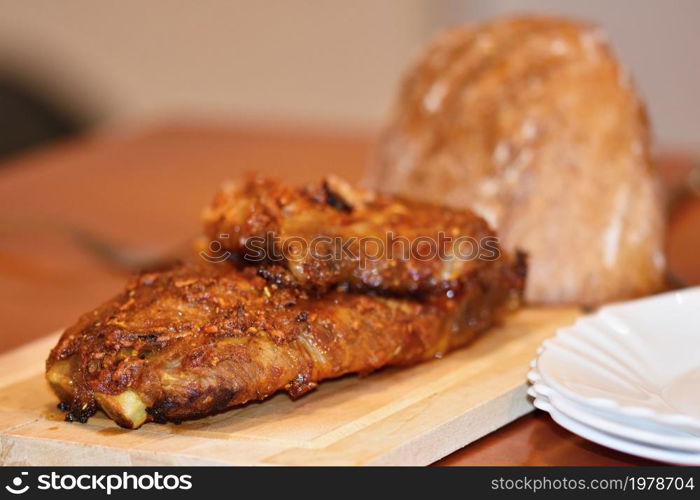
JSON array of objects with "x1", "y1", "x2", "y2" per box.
[
  {"x1": 202, "y1": 176, "x2": 500, "y2": 296},
  {"x1": 46, "y1": 257, "x2": 525, "y2": 428}
]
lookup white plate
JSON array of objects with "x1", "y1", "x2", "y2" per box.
[
  {"x1": 532, "y1": 396, "x2": 700, "y2": 465},
  {"x1": 535, "y1": 288, "x2": 700, "y2": 433},
  {"x1": 528, "y1": 379, "x2": 700, "y2": 452}
]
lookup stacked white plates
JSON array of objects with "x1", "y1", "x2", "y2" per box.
[{"x1": 528, "y1": 287, "x2": 700, "y2": 465}]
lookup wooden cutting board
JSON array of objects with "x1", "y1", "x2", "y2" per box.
[{"x1": 0, "y1": 307, "x2": 579, "y2": 466}]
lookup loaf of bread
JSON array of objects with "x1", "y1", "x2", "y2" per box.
[{"x1": 374, "y1": 15, "x2": 666, "y2": 306}]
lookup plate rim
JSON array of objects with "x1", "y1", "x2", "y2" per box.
[
  {"x1": 534, "y1": 287, "x2": 700, "y2": 432},
  {"x1": 529, "y1": 378, "x2": 700, "y2": 452}
]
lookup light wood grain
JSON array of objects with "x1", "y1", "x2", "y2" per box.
[{"x1": 0, "y1": 307, "x2": 579, "y2": 466}]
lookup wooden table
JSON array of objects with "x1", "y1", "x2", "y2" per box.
[{"x1": 1, "y1": 123, "x2": 698, "y2": 466}]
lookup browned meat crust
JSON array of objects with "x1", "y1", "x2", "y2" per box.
[
  {"x1": 46, "y1": 257, "x2": 525, "y2": 428},
  {"x1": 202, "y1": 176, "x2": 500, "y2": 296}
]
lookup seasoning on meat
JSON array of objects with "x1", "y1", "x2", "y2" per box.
[
  {"x1": 46, "y1": 256, "x2": 524, "y2": 428},
  {"x1": 202, "y1": 176, "x2": 501, "y2": 296}
]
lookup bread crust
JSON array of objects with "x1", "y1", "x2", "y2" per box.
[{"x1": 376, "y1": 15, "x2": 666, "y2": 306}]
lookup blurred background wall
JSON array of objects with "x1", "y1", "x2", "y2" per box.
[{"x1": 0, "y1": 0, "x2": 698, "y2": 156}]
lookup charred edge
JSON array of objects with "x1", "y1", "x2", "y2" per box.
[
  {"x1": 256, "y1": 266, "x2": 299, "y2": 288},
  {"x1": 348, "y1": 279, "x2": 459, "y2": 301},
  {"x1": 145, "y1": 387, "x2": 241, "y2": 425},
  {"x1": 146, "y1": 404, "x2": 170, "y2": 424},
  {"x1": 226, "y1": 251, "x2": 246, "y2": 267},
  {"x1": 64, "y1": 402, "x2": 97, "y2": 424},
  {"x1": 322, "y1": 180, "x2": 353, "y2": 213},
  {"x1": 210, "y1": 388, "x2": 240, "y2": 413}
]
